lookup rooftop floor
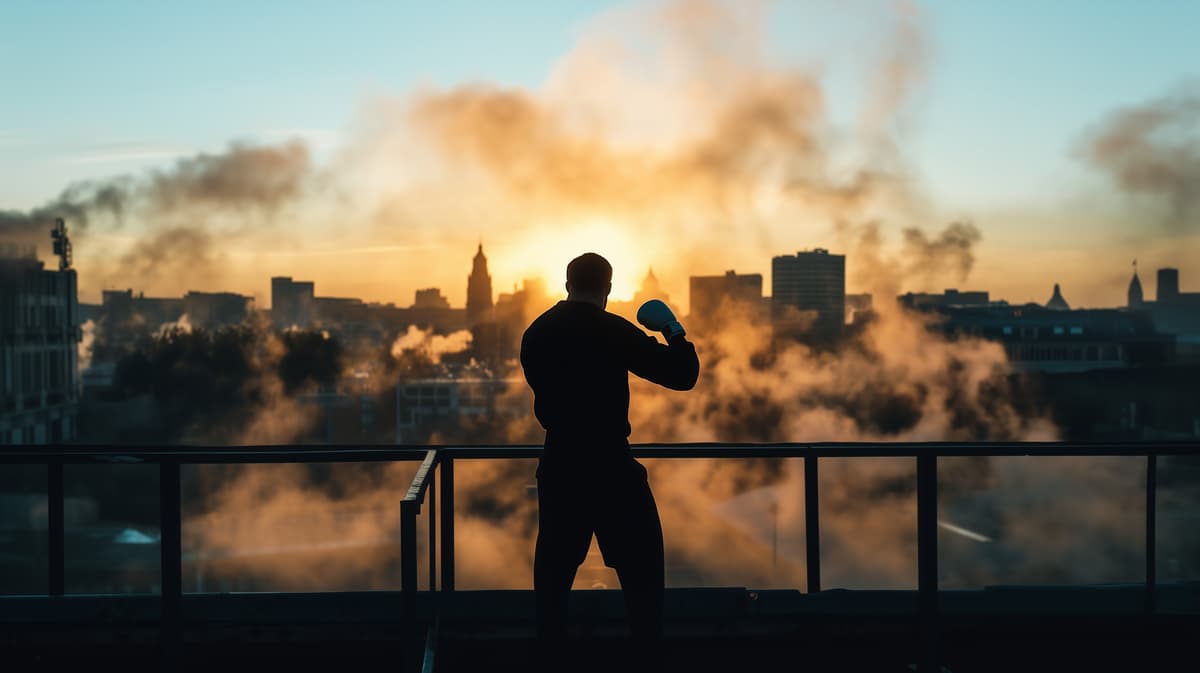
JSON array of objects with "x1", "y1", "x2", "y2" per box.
[{"x1": 2, "y1": 585, "x2": 1197, "y2": 672}]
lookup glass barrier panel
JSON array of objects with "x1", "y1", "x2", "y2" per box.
[
  {"x1": 818, "y1": 457, "x2": 918, "y2": 590},
  {"x1": 452, "y1": 458, "x2": 539, "y2": 590},
  {"x1": 1157, "y1": 454, "x2": 1200, "y2": 614},
  {"x1": 0, "y1": 464, "x2": 49, "y2": 595},
  {"x1": 181, "y1": 461, "x2": 420, "y2": 593},
  {"x1": 938, "y1": 455, "x2": 1144, "y2": 589},
  {"x1": 63, "y1": 463, "x2": 160, "y2": 595}
]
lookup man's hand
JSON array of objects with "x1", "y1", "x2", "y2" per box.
[{"x1": 637, "y1": 299, "x2": 686, "y2": 341}]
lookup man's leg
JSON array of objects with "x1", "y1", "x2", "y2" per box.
[
  {"x1": 597, "y1": 473, "x2": 666, "y2": 651},
  {"x1": 534, "y1": 473, "x2": 593, "y2": 646}
]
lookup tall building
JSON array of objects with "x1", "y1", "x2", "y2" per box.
[
  {"x1": 771, "y1": 248, "x2": 845, "y2": 337},
  {"x1": 689, "y1": 270, "x2": 764, "y2": 325},
  {"x1": 466, "y1": 244, "x2": 493, "y2": 326},
  {"x1": 1, "y1": 224, "x2": 80, "y2": 444},
  {"x1": 1158, "y1": 268, "x2": 1180, "y2": 301},
  {"x1": 271, "y1": 276, "x2": 314, "y2": 327}
]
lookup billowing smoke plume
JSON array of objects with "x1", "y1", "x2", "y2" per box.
[
  {"x1": 1078, "y1": 84, "x2": 1200, "y2": 229},
  {"x1": 1, "y1": 141, "x2": 313, "y2": 288}
]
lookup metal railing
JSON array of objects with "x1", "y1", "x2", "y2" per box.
[{"x1": 2, "y1": 441, "x2": 1198, "y2": 671}]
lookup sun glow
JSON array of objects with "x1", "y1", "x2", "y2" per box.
[{"x1": 495, "y1": 217, "x2": 651, "y2": 301}]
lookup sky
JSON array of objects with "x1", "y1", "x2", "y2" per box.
[{"x1": 2, "y1": 0, "x2": 1198, "y2": 309}]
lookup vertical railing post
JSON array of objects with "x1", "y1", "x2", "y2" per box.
[
  {"x1": 428, "y1": 462, "x2": 437, "y2": 592},
  {"x1": 917, "y1": 452, "x2": 939, "y2": 673},
  {"x1": 159, "y1": 459, "x2": 183, "y2": 668},
  {"x1": 440, "y1": 456, "x2": 455, "y2": 592},
  {"x1": 804, "y1": 453, "x2": 820, "y2": 594},
  {"x1": 1145, "y1": 451, "x2": 1157, "y2": 616},
  {"x1": 401, "y1": 500, "x2": 418, "y2": 618},
  {"x1": 47, "y1": 461, "x2": 65, "y2": 597}
]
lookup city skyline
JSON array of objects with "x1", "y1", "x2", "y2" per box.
[{"x1": 65, "y1": 239, "x2": 1188, "y2": 317}]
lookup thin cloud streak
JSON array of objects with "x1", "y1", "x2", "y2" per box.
[{"x1": 226, "y1": 244, "x2": 445, "y2": 258}]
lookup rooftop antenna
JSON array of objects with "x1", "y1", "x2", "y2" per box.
[{"x1": 51, "y1": 218, "x2": 72, "y2": 271}]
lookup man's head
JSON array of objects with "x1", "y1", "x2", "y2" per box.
[{"x1": 565, "y1": 252, "x2": 612, "y2": 308}]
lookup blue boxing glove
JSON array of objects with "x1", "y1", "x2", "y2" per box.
[{"x1": 637, "y1": 299, "x2": 686, "y2": 341}]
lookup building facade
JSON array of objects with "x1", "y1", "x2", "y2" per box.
[
  {"x1": 899, "y1": 289, "x2": 992, "y2": 310},
  {"x1": 0, "y1": 252, "x2": 80, "y2": 444},
  {"x1": 923, "y1": 304, "x2": 1173, "y2": 374},
  {"x1": 271, "y1": 276, "x2": 315, "y2": 327},
  {"x1": 771, "y1": 248, "x2": 845, "y2": 338},
  {"x1": 183, "y1": 291, "x2": 252, "y2": 330},
  {"x1": 689, "y1": 270, "x2": 764, "y2": 326}
]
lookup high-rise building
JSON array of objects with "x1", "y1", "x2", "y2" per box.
[
  {"x1": 771, "y1": 248, "x2": 845, "y2": 337},
  {"x1": 1158, "y1": 268, "x2": 1180, "y2": 301},
  {"x1": 1, "y1": 229, "x2": 80, "y2": 444},
  {"x1": 466, "y1": 244, "x2": 493, "y2": 326},
  {"x1": 271, "y1": 276, "x2": 314, "y2": 327},
  {"x1": 689, "y1": 270, "x2": 764, "y2": 326}
]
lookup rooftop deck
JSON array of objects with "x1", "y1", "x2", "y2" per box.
[{"x1": 1, "y1": 442, "x2": 1197, "y2": 672}]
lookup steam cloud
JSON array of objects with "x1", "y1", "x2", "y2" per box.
[
  {"x1": 390, "y1": 326, "x2": 473, "y2": 363},
  {"x1": 1078, "y1": 84, "x2": 1200, "y2": 229}
]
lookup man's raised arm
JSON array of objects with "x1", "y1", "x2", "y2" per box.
[{"x1": 624, "y1": 300, "x2": 700, "y2": 391}]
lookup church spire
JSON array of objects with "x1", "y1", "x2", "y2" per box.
[
  {"x1": 1127, "y1": 264, "x2": 1144, "y2": 308},
  {"x1": 467, "y1": 242, "x2": 493, "y2": 325}
]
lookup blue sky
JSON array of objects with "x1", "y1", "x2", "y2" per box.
[
  {"x1": 3, "y1": 0, "x2": 1196, "y2": 210},
  {"x1": 2, "y1": 0, "x2": 1197, "y2": 305}
]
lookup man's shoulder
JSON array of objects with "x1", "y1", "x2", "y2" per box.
[
  {"x1": 525, "y1": 301, "x2": 644, "y2": 336},
  {"x1": 601, "y1": 309, "x2": 644, "y2": 334},
  {"x1": 525, "y1": 302, "x2": 565, "y2": 333}
]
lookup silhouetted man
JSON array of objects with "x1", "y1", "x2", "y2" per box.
[{"x1": 520, "y1": 252, "x2": 700, "y2": 666}]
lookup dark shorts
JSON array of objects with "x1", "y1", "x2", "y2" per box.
[{"x1": 535, "y1": 454, "x2": 664, "y2": 573}]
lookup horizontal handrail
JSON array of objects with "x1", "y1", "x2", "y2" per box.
[{"x1": 1, "y1": 440, "x2": 1197, "y2": 463}]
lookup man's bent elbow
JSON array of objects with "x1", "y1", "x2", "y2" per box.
[{"x1": 670, "y1": 363, "x2": 700, "y2": 391}]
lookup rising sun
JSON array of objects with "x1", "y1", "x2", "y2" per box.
[{"x1": 497, "y1": 217, "x2": 650, "y2": 301}]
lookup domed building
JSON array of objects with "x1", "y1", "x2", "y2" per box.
[{"x1": 1045, "y1": 283, "x2": 1071, "y2": 311}]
